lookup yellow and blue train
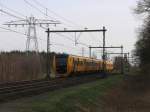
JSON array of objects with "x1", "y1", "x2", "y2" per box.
[{"x1": 51, "y1": 54, "x2": 114, "y2": 78}]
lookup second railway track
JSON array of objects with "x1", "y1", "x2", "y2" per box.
[{"x1": 0, "y1": 74, "x2": 105, "y2": 102}]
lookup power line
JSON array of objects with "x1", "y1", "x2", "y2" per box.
[
  {"x1": 24, "y1": 0, "x2": 84, "y2": 29},
  {"x1": 0, "y1": 31, "x2": 13, "y2": 32},
  {"x1": 32, "y1": 0, "x2": 84, "y2": 28},
  {"x1": 0, "y1": 6, "x2": 93, "y2": 53},
  {"x1": 0, "y1": 2, "x2": 26, "y2": 18},
  {"x1": 24, "y1": 0, "x2": 57, "y2": 20},
  {"x1": 0, "y1": 9, "x2": 24, "y2": 19},
  {"x1": 0, "y1": 0, "x2": 97, "y2": 55},
  {"x1": 0, "y1": 26, "x2": 46, "y2": 42},
  {"x1": 0, "y1": 26, "x2": 89, "y2": 55},
  {"x1": 0, "y1": 26, "x2": 27, "y2": 36},
  {"x1": 24, "y1": 0, "x2": 90, "y2": 48},
  {"x1": 0, "y1": 26, "x2": 72, "y2": 49},
  {"x1": 3, "y1": 15, "x2": 60, "y2": 52}
]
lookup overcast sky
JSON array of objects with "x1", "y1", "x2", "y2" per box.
[{"x1": 0, "y1": 0, "x2": 141, "y2": 58}]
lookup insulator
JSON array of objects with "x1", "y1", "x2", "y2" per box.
[
  {"x1": 84, "y1": 27, "x2": 88, "y2": 30},
  {"x1": 64, "y1": 28, "x2": 67, "y2": 30},
  {"x1": 47, "y1": 24, "x2": 49, "y2": 27}
]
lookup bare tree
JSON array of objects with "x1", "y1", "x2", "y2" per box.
[
  {"x1": 135, "y1": 0, "x2": 150, "y2": 14},
  {"x1": 134, "y1": 0, "x2": 150, "y2": 82}
]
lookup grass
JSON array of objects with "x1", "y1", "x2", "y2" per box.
[
  {"x1": 4, "y1": 75, "x2": 123, "y2": 112},
  {"x1": 102, "y1": 73, "x2": 150, "y2": 112}
]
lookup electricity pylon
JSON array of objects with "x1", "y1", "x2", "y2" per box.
[{"x1": 4, "y1": 15, "x2": 60, "y2": 52}]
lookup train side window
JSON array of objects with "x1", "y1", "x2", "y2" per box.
[
  {"x1": 84, "y1": 59, "x2": 86, "y2": 64},
  {"x1": 78, "y1": 61, "x2": 80, "y2": 65},
  {"x1": 79, "y1": 61, "x2": 81, "y2": 65},
  {"x1": 76, "y1": 60, "x2": 78, "y2": 65}
]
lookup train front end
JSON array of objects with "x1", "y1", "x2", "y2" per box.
[{"x1": 55, "y1": 54, "x2": 69, "y2": 77}]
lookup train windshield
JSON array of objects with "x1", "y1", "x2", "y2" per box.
[{"x1": 56, "y1": 54, "x2": 68, "y2": 74}]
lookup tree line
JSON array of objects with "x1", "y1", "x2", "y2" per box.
[{"x1": 134, "y1": 0, "x2": 150, "y2": 78}]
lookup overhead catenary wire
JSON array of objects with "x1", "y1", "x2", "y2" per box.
[
  {"x1": 0, "y1": 27, "x2": 79, "y2": 51},
  {"x1": 1, "y1": 17, "x2": 92, "y2": 54},
  {"x1": 38, "y1": 25, "x2": 76, "y2": 42},
  {"x1": 23, "y1": 0, "x2": 91, "y2": 48},
  {"x1": 0, "y1": 26, "x2": 86, "y2": 53},
  {"x1": 1, "y1": 24, "x2": 90, "y2": 56},
  {"x1": 55, "y1": 33, "x2": 75, "y2": 42},
  {"x1": 0, "y1": 22, "x2": 79, "y2": 47},
  {"x1": 36, "y1": 26, "x2": 90, "y2": 54},
  {"x1": 51, "y1": 43, "x2": 84, "y2": 52},
  {"x1": 55, "y1": 32, "x2": 89, "y2": 47},
  {"x1": 88, "y1": 32, "x2": 101, "y2": 44},
  {"x1": 0, "y1": 1, "x2": 92, "y2": 54},
  {"x1": 50, "y1": 32, "x2": 89, "y2": 47}
]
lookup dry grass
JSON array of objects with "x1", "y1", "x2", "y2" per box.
[
  {"x1": 102, "y1": 75, "x2": 150, "y2": 112},
  {"x1": 0, "y1": 52, "x2": 47, "y2": 82}
]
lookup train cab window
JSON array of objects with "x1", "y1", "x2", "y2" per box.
[{"x1": 56, "y1": 54, "x2": 68, "y2": 74}]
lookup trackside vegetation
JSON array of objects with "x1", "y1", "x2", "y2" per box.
[{"x1": 0, "y1": 75, "x2": 122, "y2": 112}]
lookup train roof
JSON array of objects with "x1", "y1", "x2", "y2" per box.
[
  {"x1": 55, "y1": 53, "x2": 113, "y2": 63},
  {"x1": 69, "y1": 55, "x2": 101, "y2": 61},
  {"x1": 55, "y1": 53, "x2": 98, "y2": 60}
]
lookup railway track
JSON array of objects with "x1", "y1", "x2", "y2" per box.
[{"x1": 0, "y1": 74, "x2": 105, "y2": 102}]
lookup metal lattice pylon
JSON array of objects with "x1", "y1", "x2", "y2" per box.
[
  {"x1": 3, "y1": 15, "x2": 60, "y2": 52},
  {"x1": 26, "y1": 16, "x2": 38, "y2": 52}
]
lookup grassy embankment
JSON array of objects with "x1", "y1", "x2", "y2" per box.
[
  {"x1": 9, "y1": 75, "x2": 122, "y2": 112},
  {"x1": 103, "y1": 73, "x2": 150, "y2": 112}
]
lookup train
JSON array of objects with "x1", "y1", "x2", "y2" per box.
[{"x1": 50, "y1": 54, "x2": 114, "y2": 78}]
